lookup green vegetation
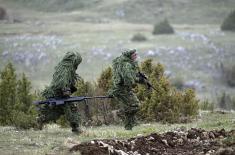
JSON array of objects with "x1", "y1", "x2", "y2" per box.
[
  {"x1": 200, "y1": 99, "x2": 214, "y2": 111},
  {"x1": 131, "y1": 33, "x2": 147, "y2": 42},
  {"x1": 217, "y1": 92, "x2": 235, "y2": 110},
  {"x1": 0, "y1": 63, "x2": 37, "y2": 129},
  {"x1": 221, "y1": 63, "x2": 235, "y2": 87},
  {"x1": 138, "y1": 59, "x2": 199, "y2": 123},
  {"x1": 153, "y1": 19, "x2": 174, "y2": 35},
  {"x1": 0, "y1": 6, "x2": 7, "y2": 20},
  {"x1": 221, "y1": 10, "x2": 235, "y2": 31}
]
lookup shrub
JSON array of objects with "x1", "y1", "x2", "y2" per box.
[
  {"x1": 97, "y1": 67, "x2": 112, "y2": 93},
  {"x1": 0, "y1": 63, "x2": 37, "y2": 129},
  {"x1": 0, "y1": 62, "x2": 17, "y2": 125},
  {"x1": 57, "y1": 115, "x2": 69, "y2": 128},
  {"x1": 179, "y1": 89, "x2": 199, "y2": 117},
  {"x1": 222, "y1": 64, "x2": 235, "y2": 87},
  {"x1": 200, "y1": 99, "x2": 214, "y2": 111},
  {"x1": 0, "y1": 6, "x2": 7, "y2": 20},
  {"x1": 221, "y1": 10, "x2": 235, "y2": 31},
  {"x1": 131, "y1": 33, "x2": 147, "y2": 42},
  {"x1": 152, "y1": 19, "x2": 174, "y2": 35},
  {"x1": 217, "y1": 92, "x2": 233, "y2": 110},
  {"x1": 74, "y1": 79, "x2": 94, "y2": 124},
  {"x1": 138, "y1": 59, "x2": 199, "y2": 123},
  {"x1": 232, "y1": 97, "x2": 235, "y2": 110},
  {"x1": 12, "y1": 107, "x2": 37, "y2": 129}
]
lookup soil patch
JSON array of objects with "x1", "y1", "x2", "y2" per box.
[{"x1": 70, "y1": 128, "x2": 235, "y2": 155}]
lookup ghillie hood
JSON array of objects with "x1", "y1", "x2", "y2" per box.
[
  {"x1": 42, "y1": 51, "x2": 82, "y2": 98},
  {"x1": 122, "y1": 49, "x2": 136, "y2": 59},
  {"x1": 113, "y1": 49, "x2": 137, "y2": 69},
  {"x1": 110, "y1": 49, "x2": 138, "y2": 89}
]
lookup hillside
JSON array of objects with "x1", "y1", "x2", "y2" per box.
[{"x1": 2, "y1": 0, "x2": 235, "y2": 24}]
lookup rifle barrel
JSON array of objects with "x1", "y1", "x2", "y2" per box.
[{"x1": 33, "y1": 96, "x2": 112, "y2": 105}]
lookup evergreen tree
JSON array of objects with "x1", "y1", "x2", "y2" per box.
[
  {"x1": 15, "y1": 73, "x2": 32, "y2": 112},
  {"x1": 0, "y1": 62, "x2": 17, "y2": 125},
  {"x1": 75, "y1": 78, "x2": 94, "y2": 122},
  {"x1": 136, "y1": 59, "x2": 153, "y2": 102},
  {"x1": 96, "y1": 67, "x2": 116, "y2": 125},
  {"x1": 0, "y1": 63, "x2": 37, "y2": 128},
  {"x1": 13, "y1": 73, "x2": 36, "y2": 129},
  {"x1": 138, "y1": 59, "x2": 199, "y2": 123},
  {"x1": 221, "y1": 10, "x2": 235, "y2": 31},
  {"x1": 153, "y1": 19, "x2": 174, "y2": 35},
  {"x1": 180, "y1": 89, "x2": 199, "y2": 117},
  {"x1": 97, "y1": 67, "x2": 112, "y2": 93}
]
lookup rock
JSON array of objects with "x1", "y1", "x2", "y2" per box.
[
  {"x1": 200, "y1": 131, "x2": 209, "y2": 140},
  {"x1": 215, "y1": 148, "x2": 235, "y2": 155},
  {"x1": 209, "y1": 132, "x2": 215, "y2": 139},
  {"x1": 161, "y1": 139, "x2": 169, "y2": 146},
  {"x1": 63, "y1": 137, "x2": 80, "y2": 149},
  {"x1": 187, "y1": 129, "x2": 197, "y2": 139}
]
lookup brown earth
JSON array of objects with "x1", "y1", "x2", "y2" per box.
[{"x1": 70, "y1": 128, "x2": 235, "y2": 155}]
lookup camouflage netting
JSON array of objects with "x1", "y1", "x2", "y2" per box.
[
  {"x1": 108, "y1": 49, "x2": 139, "y2": 96},
  {"x1": 42, "y1": 51, "x2": 82, "y2": 98}
]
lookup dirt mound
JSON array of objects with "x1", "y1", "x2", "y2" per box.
[{"x1": 70, "y1": 128, "x2": 235, "y2": 155}]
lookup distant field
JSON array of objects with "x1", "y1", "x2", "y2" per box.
[
  {"x1": 0, "y1": 21, "x2": 235, "y2": 99},
  {"x1": 0, "y1": 111, "x2": 234, "y2": 155}
]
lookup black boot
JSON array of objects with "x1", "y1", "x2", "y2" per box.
[{"x1": 71, "y1": 123, "x2": 82, "y2": 134}]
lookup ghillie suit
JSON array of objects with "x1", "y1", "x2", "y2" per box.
[
  {"x1": 37, "y1": 51, "x2": 82, "y2": 133},
  {"x1": 108, "y1": 49, "x2": 146, "y2": 130}
]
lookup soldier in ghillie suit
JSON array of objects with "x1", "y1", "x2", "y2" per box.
[
  {"x1": 108, "y1": 49, "x2": 148, "y2": 130},
  {"x1": 37, "y1": 51, "x2": 82, "y2": 133}
]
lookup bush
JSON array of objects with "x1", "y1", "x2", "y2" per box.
[
  {"x1": 152, "y1": 19, "x2": 174, "y2": 35},
  {"x1": 221, "y1": 10, "x2": 235, "y2": 31},
  {"x1": 12, "y1": 107, "x2": 37, "y2": 129},
  {"x1": 0, "y1": 63, "x2": 37, "y2": 129},
  {"x1": 131, "y1": 33, "x2": 147, "y2": 42},
  {"x1": 222, "y1": 63, "x2": 235, "y2": 87},
  {"x1": 232, "y1": 97, "x2": 235, "y2": 110},
  {"x1": 0, "y1": 6, "x2": 7, "y2": 20},
  {"x1": 217, "y1": 92, "x2": 234, "y2": 110},
  {"x1": 57, "y1": 115, "x2": 69, "y2": 128},
  {"x1": 138, "y1": 59, "x2": 199, "y2": 123},
  {"x1": 200, "y1": 99, "x2": 214, "y2": 111},
  {"x1": 179, "y1": 89, "x2": 199, "y2": 117}
]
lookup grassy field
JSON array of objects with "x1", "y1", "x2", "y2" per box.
[{"x1": 0, "y1": 111, "x2": 234, "y2": 155}]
